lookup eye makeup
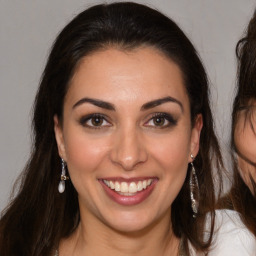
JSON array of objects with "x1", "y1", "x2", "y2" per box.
[
  {"x1": 77, "y1": 110, "x2": 179, "y2": 131},
  {"x1": 79, "y1": 113, "x2": 112, "y2": 129},
  {"x1": 144, "y1": 112, "x2": 178, "y2": 128}
]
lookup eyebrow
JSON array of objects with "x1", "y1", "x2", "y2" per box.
[
  {"x1": 73, "y1": 98, "x2": 115, "y2": 110},
  {"x1": 141, "y1": 96, "x2": 183, "y2": 112},
  {"x1": 72, "y1": 96, "x2": 183, "y2": 112}
]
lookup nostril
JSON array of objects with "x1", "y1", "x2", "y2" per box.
[
  {"x1": 109, "y1": 130, "x2": 148, "y2": 170},
  {"x1": 110, "y1": 148, "x2": 147, "y2": 170}
]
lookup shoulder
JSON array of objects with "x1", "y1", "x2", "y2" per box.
[{"x1": 208, "y1": 209, "x2": 256, "y2": 255}]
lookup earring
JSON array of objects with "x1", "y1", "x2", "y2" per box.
[
  {"x1": 189, "y1": 154, "x2": 199, "y2": 218},
  {"x1": 58, "y1": 159, "x2": 69, "y2": 193}
]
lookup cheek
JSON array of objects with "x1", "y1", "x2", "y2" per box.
[
  {"x1": 147, "y1": 132, "x2": 191, "y2": 207},
  {"x1": 234, "y1": 119, "x2": 256, "y2": 159},
  {"x1": 238, "y1": 157, "x2": 256, "y2": 187},
  {"x1": 150, "y1": 132, "x2": 191, "y2": 167},
  {"x1": 63, "y1": 129, "x2": 111, "y2": 175},
  {"x1": 147, "y1": 130, "x2": 191, "y2": 189},
  {"x1": 237, "y1": 158, "x2": 248, "y2": 181}
]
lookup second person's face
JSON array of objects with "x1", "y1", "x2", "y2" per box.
[{"x1": 234, "y1": 104, "x2": 256, "y2": 194}]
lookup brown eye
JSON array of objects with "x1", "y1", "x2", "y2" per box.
[
  {"x1": 91, "y1": 116, "x2": 104, "y2": 126},
  {"x1": 153, "y1": 116, "x2": 166, "y2": 126},
  {"x1": 79, "y1": 114, "x2": 111, "y2": 129},
  {"x1": 144, "y1": 113, "x2": 177, "y2": 128}
]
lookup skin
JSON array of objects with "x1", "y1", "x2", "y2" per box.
[
  {"x1": 234, "y1": 104, "x2": 256, "y2": 194},
  {"x1": 54, "y1": 47, "x2": 203, "y2": 256}
]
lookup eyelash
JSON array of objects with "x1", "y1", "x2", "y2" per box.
[
  {"x1": 79, "y1": 113, "x2": 111, "y2": 129},
  {"x1": 144, "y1": 112, "x2": 177, "y2": 128},
  {"x1": 79, "y1": 112, "x2": 177, "y2": 129}
]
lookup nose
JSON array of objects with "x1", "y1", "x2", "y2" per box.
[{"x1": 110, "y1": 127, "x2": 148, "y2": 171}]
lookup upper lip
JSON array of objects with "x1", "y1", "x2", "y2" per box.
[{"x1": 99, "y1": 176, "x2": 158, "y2": 182}]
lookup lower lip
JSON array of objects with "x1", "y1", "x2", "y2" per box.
[{"x1": 99, "y1": 179, "x2": 157, "y2": 206}]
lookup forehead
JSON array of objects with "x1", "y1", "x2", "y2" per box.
[{"x1": 66, "y1": 46, "x2": 189, "y2": 109}]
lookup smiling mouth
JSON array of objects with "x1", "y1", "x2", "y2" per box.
[
  {"x1": 103, "y1": 179, "x2": 153, "y2": 196},
  {"x1": 99, "y1": 177, "x2": 158, "y2": 206}
]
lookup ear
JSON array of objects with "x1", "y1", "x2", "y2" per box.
[
  {"x1": 188, "y1": 114, "x2": 203, "y2": 162},
  {"x1": 54, "y1": 115, "x2": 67, "y2": 161}
]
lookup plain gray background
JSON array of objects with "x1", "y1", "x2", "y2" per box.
[{"x1": 0, "y1": 0, "x2": 255, "y2": 211}]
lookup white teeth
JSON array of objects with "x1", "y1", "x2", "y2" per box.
[
  {"x1": 103, "y1": 179, "x2": 153, "y2": 195},
  {"x1": 137, "y1": 181, "x2": 143, "y2": 191},
  {"x1": 114, "y1": 181, "x2": 121, "y2": 192},
  {"x1": 110, "y1": 181, "x2": 115, "y2": 189},
  {"x1": 142, "y1": 180, "x2": 147, "y2": 189},
  {"x1": 104, "y1": 180, "x2": 110, "y2": 186},
  {"x1": 129, "y1": 182, "x2": 137, "y2": 193},
  {"x1": 120, "y1": 182, "x2": 129, "y2": 193}
]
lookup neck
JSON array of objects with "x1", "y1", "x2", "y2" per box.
[{"x1": 59, "y1": 208, "x2": 180, "y2": 256}]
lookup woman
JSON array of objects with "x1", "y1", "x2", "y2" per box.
[
  {"x1": 228, "y1": 9, "x2": 256, "y2": 235},
  {"x1": 0, "y1": 2, "x2": 254, "y2": 256}
]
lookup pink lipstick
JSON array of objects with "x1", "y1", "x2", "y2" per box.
[{"x1": 99, "y1": 177, "x2": 158, "y2": 206}]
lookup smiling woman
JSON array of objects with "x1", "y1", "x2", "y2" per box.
[
  {"x1": 0, "y1": 2, "x2": 254, "y2": 256},
  {"x1": 54, "y1": 47, "x2": 198, "y2": 236}
]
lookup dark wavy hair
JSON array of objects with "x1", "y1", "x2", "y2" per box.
[
  {"x1": 0, "y1": 2, "x2": 223, "y2": 255},
  {"x1": 229, "y1": 9, "x2": 256, "y2": 236}
]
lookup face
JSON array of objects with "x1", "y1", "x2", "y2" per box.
[
  {"x1": 54, "y1": 47, "x2": 202, "y2": 233},
  {"x1": 234, "y1": 104, "x2": 256, "y2": 194}
]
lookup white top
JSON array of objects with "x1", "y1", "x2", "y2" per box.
[{"x1": 189, "y1": 210, "x2": 256, "y2": 256}]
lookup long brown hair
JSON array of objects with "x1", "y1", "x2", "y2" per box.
[
  {"x1": 229, "y1": 9, "x2": 256, "y2": 236},
  {"x1": 0, "y1": 2, "x2": 223, "y2": 255}
]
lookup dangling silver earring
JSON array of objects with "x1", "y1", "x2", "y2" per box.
[
  {"x1": 189, "y1": 154, "x2": 199, "y2": 218},
  {"x1": 58, "y1": 159, "x2": 69, "y2": 193}
]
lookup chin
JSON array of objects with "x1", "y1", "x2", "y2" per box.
[
  {"x1": 102, "y1": 210, "x2": 162, "y2": 234},
  {"x1": 105, "y1": 208, "x2": 167, "y2": 235}
]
